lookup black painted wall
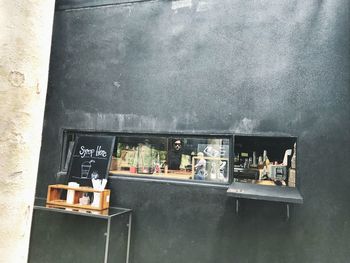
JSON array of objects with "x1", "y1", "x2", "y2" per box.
[{"x1": 35, "y1": 0, "x2": 350, "y2": 262}]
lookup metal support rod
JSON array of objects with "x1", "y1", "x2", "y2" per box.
[
  {"x1": 104, "y1": 218, "x2": 111, "y2": 263},
  {"x1": 126, "y1": 213, "x2": 132, "y2": 263},
  {"x1": 235, "y1": 199, "x2": 239, "y2": 214},
  {"x1": 286, "y1": 204, "x2": 290, "y2": 220}
]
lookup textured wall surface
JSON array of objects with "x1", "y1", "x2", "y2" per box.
[
  {"x1": 0, "y1": 1, "x2": 55, "y2": 262},
  {"x1": 34, "y1": 0, "x2": 349, "y2": 262}
]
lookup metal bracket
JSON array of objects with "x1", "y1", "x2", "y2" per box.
[{"x1": 235, "y1": 198, "x2": 291, "y2": 220}]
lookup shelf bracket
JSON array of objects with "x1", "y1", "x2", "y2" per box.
[{"x1": 235, "y1": 198, "x2": 291, "y2": 220}]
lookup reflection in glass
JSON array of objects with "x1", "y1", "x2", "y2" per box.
[{"x1": 110, "y1": 135, "x2": 230, "y2": 183}]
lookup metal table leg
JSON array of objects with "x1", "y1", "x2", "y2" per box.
[
  {"x1": 126, "y1": 213, "x2": 132, "y2": 263},
  {"x1": 104, "y1": 218, "x2": 111, "y2": 263},
  {"x1": 286, "y1": 204, "x2": 290, "y2": 221}
]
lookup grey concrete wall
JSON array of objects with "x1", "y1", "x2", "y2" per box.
[{"x1": 34, "y1": 0, "x2": 350, "y2": 262}]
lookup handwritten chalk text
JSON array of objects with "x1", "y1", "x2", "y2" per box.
[
  {"x1": 96, "y1": 146, "x2": 107, "y2": 157},
  {"x1": 79, "y1": 145, "x2": 107, "y2": 158}
]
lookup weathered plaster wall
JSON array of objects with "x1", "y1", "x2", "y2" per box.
[{"x1": 0, "y1": 1, "x2": 55, "y2": 262}]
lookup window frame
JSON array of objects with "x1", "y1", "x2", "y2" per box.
[{"x1": 59, "y1": 129, "x2": 235, "y2": 186}]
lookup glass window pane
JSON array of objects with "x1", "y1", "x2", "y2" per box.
[
  {"x1": 233, "y1": 135, "x2": 297, "y2": 187},
  {"x1": 109, "y1": 135, "x2": 230, "y2": 184}
]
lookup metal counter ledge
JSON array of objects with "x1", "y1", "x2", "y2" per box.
[{"x1": 227, "y1": 182, "x2": 303, "y2": 204}]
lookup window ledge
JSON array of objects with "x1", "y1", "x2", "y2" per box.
[
  {"x1": 109, "y1": 173, "x2": 230, "y2": 189},
  {"x1": 227, "y1": 182, "x2": 303, "y2": 204}
]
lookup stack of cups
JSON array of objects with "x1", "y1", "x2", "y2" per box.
[
  {"x1": 66, "y1": 182, "x2": 79, "y2": 204},
  {"x1": 91, "y1": 179, "x2": 107, "y2": 207}
]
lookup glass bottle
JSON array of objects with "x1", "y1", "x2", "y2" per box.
[{"x1": 137, "y1": 140, "x2": 153, "y2": 174}]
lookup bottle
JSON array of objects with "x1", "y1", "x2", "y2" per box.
[
  {"x1": 252, "y1": 152, "x2": 257, "y2": 167},
  {"x1": 263, "y1": 150, "x2": 267, "y2": 162},
  {"x1": 291, "y1": 143, "x2": 296, "y2": 169},
  {"x1": 258, "y1": 156, "x2": 264, "y2": 169},
  {"x1": 243, "y1": 158, "x2": 249, "y2": 169},
  {"x1": 137, "y1": 140, "x2": 153, "y2": 174}
]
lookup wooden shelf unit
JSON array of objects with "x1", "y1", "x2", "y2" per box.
[{"x1": 47, "y1": 184, "x2": 110, "y2": 211}]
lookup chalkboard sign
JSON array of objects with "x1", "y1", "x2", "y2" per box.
[{"x1": 67, "y1": 135, "x2": 116, "y2": 186}]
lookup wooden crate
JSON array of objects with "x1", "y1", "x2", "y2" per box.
[{"x1": 47, "y1": 184, "x2": 110, "y2": 211}]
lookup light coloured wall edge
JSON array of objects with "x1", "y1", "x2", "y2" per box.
[{"x1": 0, "y1": 1, "x2": 56, "y2": 263}]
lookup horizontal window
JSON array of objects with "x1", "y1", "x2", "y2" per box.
[
  {"x1": 60, "y1": 131, "x2": 297, "y2": 188},
  {"x1": 233, "y1": 135, "x2": 297, "y2": 187},
  {"x1": 109, "y1": 135, "x2": 231, "y2": 184}
]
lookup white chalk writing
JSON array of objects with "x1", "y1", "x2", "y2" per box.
[
  {"x1": 96, "y1": 146, "x2": 107, "y2": 157},
  {"x1": 79, "y1": 145, "x2": 108, "y2": 158},
  {"x1": 79, "y1": 146, "x2": 95, "y2": 158}
]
